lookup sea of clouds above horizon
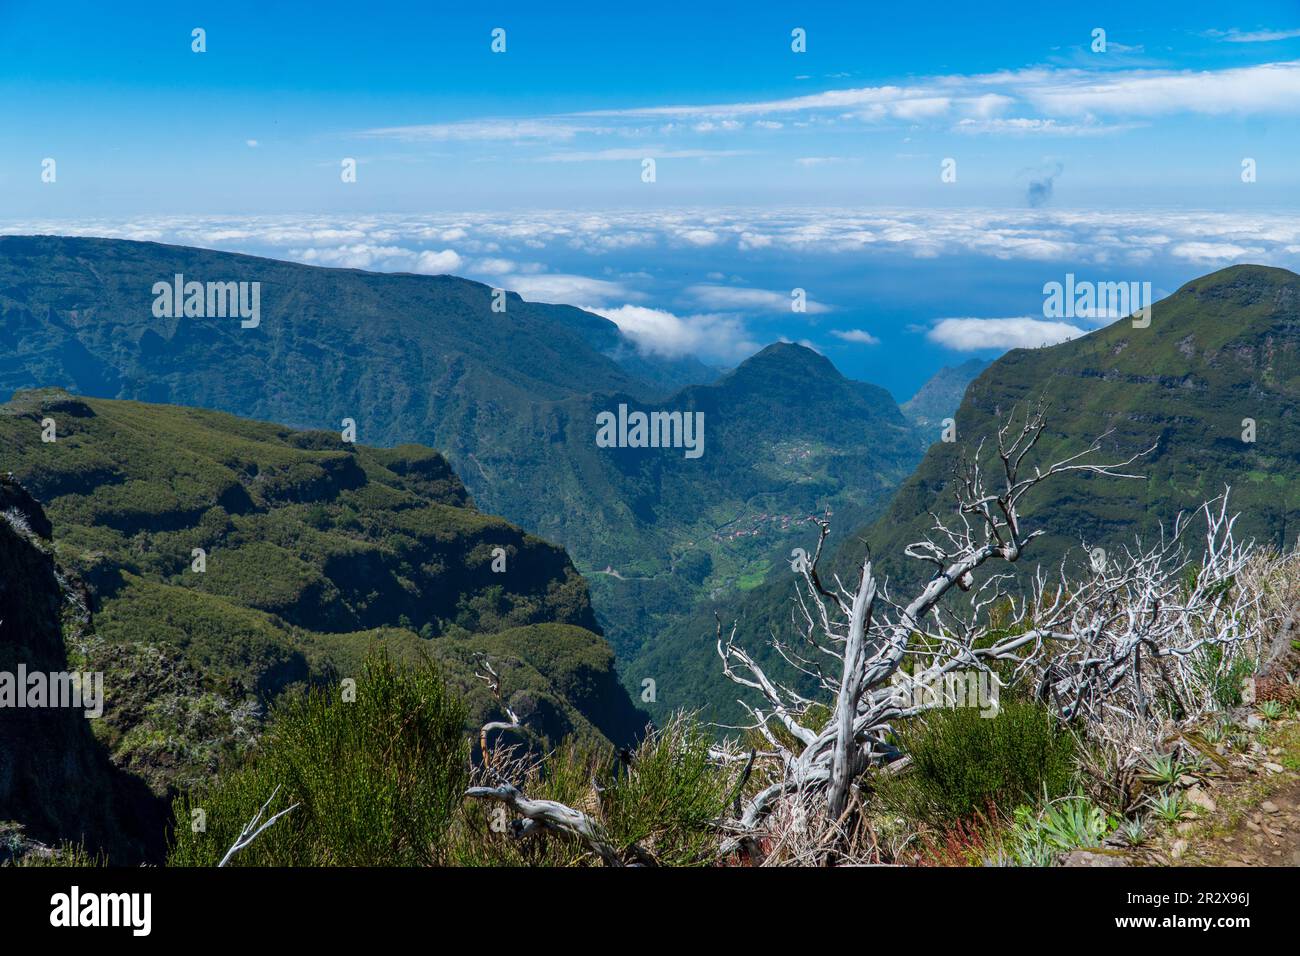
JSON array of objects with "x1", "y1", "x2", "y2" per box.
[{"x1": 5, "y1": 207, "x2": 1298, "y2": 398}]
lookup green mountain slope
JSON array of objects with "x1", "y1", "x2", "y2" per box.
[
  {"x1": 843, "y1": 263, "x2": 1300, "y2": 589},
  {"x1": 592, "y1": 344, "x2": 921, "y2": 719},
  {"x1": 0, "y1": 389, "x2": 646, "y2": 767},
  {"x1": 0, "y1": 235, "x2": 649, "y2": 415}
]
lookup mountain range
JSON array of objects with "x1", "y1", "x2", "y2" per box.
[
  {"x1": 842, "y1": 264, "x2": 1300, "y2": 587},
  {"x1": 0, "y1": 235, "x2": 926, "y2": 709},
  {"x1": 6, "y1": 237, "x2": 1293, "y2": 737},
  {"x1": 900, "y1": 357, "x2": 990, "y2": 429}
]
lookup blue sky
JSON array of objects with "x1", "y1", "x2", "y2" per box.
[{"x1": 3, "y1": 1, "x2": 1300, "y2": 397}]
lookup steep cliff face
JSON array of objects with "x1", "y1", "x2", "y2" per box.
[{"x1": 0, "y1": 482, "x2": 166, "y2": 863}]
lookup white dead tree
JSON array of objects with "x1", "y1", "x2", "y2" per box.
[
  {"x1": 464, "y1": 781, "x2": 627, "y2": 866},
  {"x1": 1024, "y1": 492, "x2": 1265, "y2": 748},
  {"x1": 717, "y1": 404, "x2": 1166, "y2": 844},
  {"x1": 474, "y1": 656, "x2": 522, "y2": 769}
]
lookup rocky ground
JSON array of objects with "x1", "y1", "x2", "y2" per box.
[
  {"x1": 1062, "y1": 687, "x2": 1300, "y2": 868},
  {"x1": 1172, "y1": 720, "x2": 1300, "y2": 867}
]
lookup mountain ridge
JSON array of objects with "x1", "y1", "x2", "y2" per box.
[
  {"x1": 835, "y1": 262, "x2": 1300, "y2": 588},
  {"x1": 901, "y1": 357, "x2": 991, "y2": 429},
  {"x1": 651, "y1": 263, "x2": 1300, "y2": 725}
]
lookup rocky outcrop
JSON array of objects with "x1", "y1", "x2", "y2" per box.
[{"x1": 0, "y1": 481, "x2": 166, "y2": 863}]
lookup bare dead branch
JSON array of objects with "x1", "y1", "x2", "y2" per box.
[{"x1": 218, "y1": 785, "x2": 299, "y2": 867}]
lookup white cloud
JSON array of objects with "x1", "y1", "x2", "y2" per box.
[
  {"x1": 887, "y1": 96, "x2": 952, "y2": 120},
  {"x1": 686, "y1": 283, "x2": 831, "y2": 314},
  {"x1": 591, "y1": 304, "x2": 759, "y2": 361},
  {"x1": 359, "y1": 119, "x2": 604, "y2": 142},
  {"x1": 1024, "y1": 60, "x2": 1300, "y2": 116},
  {"x1": 338, "y1": 59, "x2": 1300, "y2": 170},
  {"x1": 954, "y1": 117, "x2": 1139, "y2": 135},
  {"x1": 678, "y1": 229, "x2": 721, "y2": 246},
  {"x1": 692, "y1": 119, "x2": 743, "y2": 132},
  {"x1": 927, "y1": 316, "x2": 1088, "y2": 351},
  {"x1": 1168, "y1": 241, "x2": 1262, "y2": 263},
  {"x1": 466, "y1": 257, "x2": 520, "y2": 275},
  {"x1": 576, "y1": 84, "x2": 983, "y2": 120},
  {"x1": 285, "y1": 242, "x2": 461, "y2": 274},
  {"x1": 831, "y1": 328, "x2": 881, "y2": 345},
  {"x1": 413, "y1": 249, "x2": 462, "y2": 273},
  {"x1": 1207, "y1": 27, "x2": 1300, "y2": 43},
  {"x1": 548, "y1": 60, "x2": 1300, "y2": 133},
  {"x1": 10, "y1": 208, "x2": 1299, "y2": 282},
  {"x1": 288, "y1": 243, "x2": 416, "y2": 270},
  {"x1": 537, "y1": 148, "x2": 749, "y2": 162},
  {"x1": 502, "y1": 273, "x2": 634, "y2": 307}
]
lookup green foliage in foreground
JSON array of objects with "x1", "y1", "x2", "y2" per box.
[
  {"x1": 877, "y1": 698, "x2": 1077, "y2": 827},
  {"x1": 598, "y1": 716, "x2": 734, "y2": 865},
  {"x1": 1196, "y1": 644, "x2": 1256, "y2": 712},
  {"x1": 451, "y1": 713, "x2": 738, "y2": 867},
  {"x1": 161, "y1": 652, "x2": 1108, "y2": 867},
  {"x1": 167, "y1": 648, "x2": 734, "y2": 867},
  {"x1": 1001, "y1": 796, "x2": 1114, "y2": 866},
  {"x1": 0, "y1": 822, "x2": 105, "y2": 867},
  {"x1": 168, "y1": 655, "x2": 468, "y2": 866}
]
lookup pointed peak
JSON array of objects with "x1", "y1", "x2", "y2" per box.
[{"x1": 734, "y1": 342, "x2": 842, "y2": 379}]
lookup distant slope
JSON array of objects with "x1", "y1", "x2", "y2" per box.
[
  {"x1": 901, "y1": 358, "x2": 990, "y2": 429},
  {"x1": 0, "y1": 389, "x2": 646, "y2": 756},
  {"x1": 0, "y1": 235, "x2": 650, "y2": 413},
  {"x1": 562, "y1": 342, "x2": 923, "y2": 666},
  {"x1": 606, "y1": 344, "x2": 922, "y2": 718},
  {"x1": 843, "y1": 264, "x2": 1300, "y2": 590}
]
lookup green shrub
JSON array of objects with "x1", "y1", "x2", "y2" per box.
[
  {"x1": 878, "y1": 699, "x2": 1076, "y2": 827},
  {"x1": 1035, "y1": 795, "x2": 1111, "y2": 848},
  {"x1": 452, "y1": 714, "x2": 734, "y2": 866},
  {"x1": 1192, "y1": 644, "x2": 1254, "y2": 712},
  {"x1": 1147, "y1": 790, "x2": 1188, "y2": 823},
  {"x1": 1003, "y1": 795, "x2": 1114, "y2": 864},
  {"x1": 599, "y1": 714, "x2": 734, "y2": 866},
  {"x1": 167, "y1": 653, "x2": 468, "y2": 866},
  {"x1": 1259, "y1": 700, "x2": 1284, "y2": 720}
]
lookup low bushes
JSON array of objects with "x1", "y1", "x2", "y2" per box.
[
  {"x1": 877, "y1": 698, "x2": 1077, "y2": 827},
  {"x1": 168, "y1": 654, "x2": 468, "y2": 866}
]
